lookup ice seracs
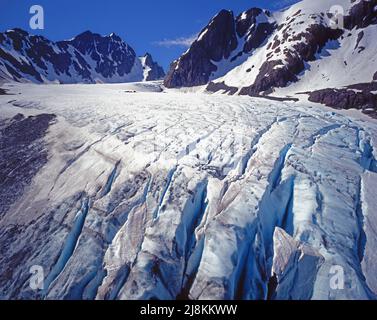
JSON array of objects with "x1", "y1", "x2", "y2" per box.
[
  {"x1": 269, "y1": 227, "x2": 324, "y2": 300},
  {"x1": 0, "y1": 0, "x2": 377, "y2": 302},
  {"x1": 0, "y1": 82, "x2": 376, "y2": 300}
]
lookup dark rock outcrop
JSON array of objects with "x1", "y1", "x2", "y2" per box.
[
  {"x1": 344, "y1": 0, "x2": 377, "y2": 29},
  {"x1": 206, "y1": 81, "x2": 238, "y2": 95},
  {"x1": 166, "y1": 0, "x2": 377, "y2": 100},
  {"x1": 239, "y1": 1, "x2": 377, "y2": 96},
  {"x1": 236, "y1": 8, "x2": 275, "y2": 54},
  {"x1": 0, "y1": 29, "x2": 44, "y2": 82},
  {"x1": 164, "y1": 9, "x2": 275, "y2": 88},
  {"x1": 141, "y1": 53, "x2": 165, "y2": 81},
  {"x1": 240, "y1": 23, "x2": 342, "y2": 96},
  {"x1": 61, "y1": 31, "x2": 137, "y2": 79},
  {"x1": 308, "y1": 86, "x2": 377, "y2": 118},
  {"x1": 243, "y1": 0, "x2": 377, "y2": 96},
  {"x1": 164, "y1": 10, "x2": 237, "y2": 88},
  {"x1": 347, "y1": 82, "x2": 377, "y2": 91}
]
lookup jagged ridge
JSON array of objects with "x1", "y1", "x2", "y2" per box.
[{"x1": 0, "y1": 29, "x2": 165, "y2": 84}]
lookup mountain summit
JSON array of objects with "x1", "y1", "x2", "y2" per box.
[
  {"x1": 140, "y1": 53, "x2": 165, "y2": 81},
  {"x1": 164, "y1": 0, "x2": 377, "y2": 117},
  {"x1": 0, "y1": 29, "x2": 164, "y2": 84}
]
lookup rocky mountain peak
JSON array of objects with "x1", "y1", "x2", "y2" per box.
[
  {"x1": 0, "y1": 29, "x2": 164, "y2": 83},
  {"x1": 164, "y1": 7, "x2": 275, "y2": 88},
  {"x1": 143, "y1": 52, "x2": 154, "y2": 64},
  {"x1": 164, "y1": 0, "x2": 377, "y2": 119},
  {"x1": 108, "y1": 32, "x2": 122, "y2": 41},
  {"x1": 140, "y1": 52, "x2": 165, "y2": 81}
]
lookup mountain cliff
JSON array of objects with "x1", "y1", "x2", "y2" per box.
[
  {"x1": 0, "y1": 29, "x2": 164, "y2": 84},
  {"x1": 164, "y1": 0, "x2": 377, "y2": 117}
]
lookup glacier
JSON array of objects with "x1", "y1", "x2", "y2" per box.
[{"x1": 0, "y1": 82, "x2": 376, "y2": 300}]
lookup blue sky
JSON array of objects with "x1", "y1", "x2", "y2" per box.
[{"x1": 0, "y1": 0, "x2": 299, "y2": 70}]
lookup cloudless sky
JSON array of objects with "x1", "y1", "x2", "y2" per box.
[{"x1": 0, "y1": 0, "x2": 299, "y2": 70}]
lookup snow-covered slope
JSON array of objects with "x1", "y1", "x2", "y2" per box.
[
  {"x1": 216, "y1": 0, "x2": 376, "y2": 94},
  {"x1": 0, "y1": 83, "x2": 376, "y2": 300},
  {"x1": 0, "y1": 29, "x2": 164, "y2": 84},
  {"x1": 165, "y1": 0, "x2": 377, "y2": 117}
]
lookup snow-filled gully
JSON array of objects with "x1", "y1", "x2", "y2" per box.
[{"x1": 0, "y1": 85, "x2": 377, "y2": 300}]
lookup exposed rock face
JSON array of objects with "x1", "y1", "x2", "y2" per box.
[
  {"x1": 240, "y1": 24, "x2": 343, "y2": 95},
  {"x1": 308, "y1": 85, "x2": 377, "y2": 118},
  {"x1": 164, "y1": 9, "x2": 275, "y2": 88},
  {"x1": 238, "y1": 0, "x2": 377, "y2": 96},
  {"x1": 236, "y1": 8, "x2": 275, "y2": 54},
  {"x1": 0, "y1": 29, "x2": 45, "y2": 82},
  {"x1": 0, "y1": 29, "x2": 164, "y2": 83},
  {"x1": 344, "y1": 0, "x2": 377, "y2": 29},
  {"x1": 268, "y1": 228, "x2": 324, "y2": 300},
  {"x1": 206, "y1": 81, "x2": 238, "y2": 95},
  {"x1": 140, "y1": 53, "x2": 165, "y2": 81},
  {"x1": 61, "y1": 31, "x2": 137, "y2": 79},
  {"x1": 166, "y1": 0, "x2": 377, "y2": 104},
  {"x1": 164, "y1": 10, "x2": 237, "y2": 88},
  {"x1": 348, "y1": 81, "x2": 377, "y2": 91}
]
